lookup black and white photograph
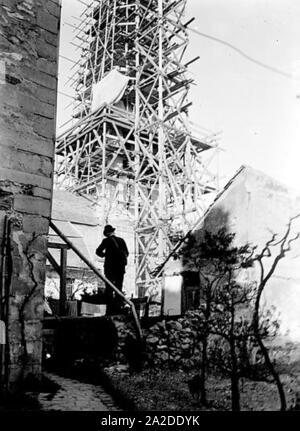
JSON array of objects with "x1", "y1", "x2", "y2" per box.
[{"x1": 0, "y1": 0, "x2": 300, "y2": 422}]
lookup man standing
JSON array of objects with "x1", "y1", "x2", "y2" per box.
[{"x1": 96, "y1": 225, "x2": 129, "y2": 315}]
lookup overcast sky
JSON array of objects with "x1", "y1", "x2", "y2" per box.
[{"x1": 57, "y1": 0, "x2": 300, "y2": 192}]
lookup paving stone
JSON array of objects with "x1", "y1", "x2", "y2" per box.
[{"x1": 38, "y1": 372, "x2": 122, "y2": 411}]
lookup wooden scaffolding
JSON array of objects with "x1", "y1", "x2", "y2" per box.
[{"x1": 55, "y1": 0, "x2": 219, "y2": 300}]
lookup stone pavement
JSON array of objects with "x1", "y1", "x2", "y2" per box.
[{"x1": 38, "y1": 372, "x2": 122, "y2": 411}]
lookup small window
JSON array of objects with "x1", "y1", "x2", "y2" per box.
[
  {"x1": 182, "y1": 271, "x2": 201, "y2": 311},
  {"x1": 182, "y1": 271, "x2": 200, "y2": 286}
]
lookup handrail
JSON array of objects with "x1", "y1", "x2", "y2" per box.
[{"x1": 49, "y1": 220, "x2": 143, "y2": 341}]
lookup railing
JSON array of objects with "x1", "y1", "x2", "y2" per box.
[{"x1": 49, "y1": 220, "x2": 143, "y2": 341}]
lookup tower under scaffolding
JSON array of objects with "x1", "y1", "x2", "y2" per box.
[{"x1": 55, "y1": 0, "x2": 219, "y2": 302}]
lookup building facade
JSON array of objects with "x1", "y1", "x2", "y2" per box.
[{"x1": 0, "y1": 0, "x2": 61, "y2": 392}]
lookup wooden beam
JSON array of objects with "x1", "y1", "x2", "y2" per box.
[
  {"x1": 46, "y1": 251, "x2": 61, "y2": 275},
  {"x1": 48, "y1": 242, "x2": 70, "y2": 250},
  {"x1": 59, "y1": 248, "x2": 68, "y2": 316}
]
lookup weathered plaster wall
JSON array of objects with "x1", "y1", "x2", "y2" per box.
[
  {"x1": 164, "y1": 166, "x2": 300, "y2": 341},
  {"x1": 202, "y1": 166, "x2": 300, "y2": 342},
  {"x1": 0, "y1": 0, "x2": 60, "y2": 391}
]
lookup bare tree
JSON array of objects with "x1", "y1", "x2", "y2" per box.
[
  {"x1": 180, "y1": 218, "x2": 299, "y2": 411},
  {"x1": 211, "y1": 278, "x2": 256, "y2": 411},
  {"x1": 251, "y1": 214, "x2": 300, "y2": 411},
  {"x1": 180, "y1": 228, "x2": 253, "y2": 407}
]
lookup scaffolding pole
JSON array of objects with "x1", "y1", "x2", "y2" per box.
[{"x1": 55, "y1": 0, "x2": 220, "y2": 308}]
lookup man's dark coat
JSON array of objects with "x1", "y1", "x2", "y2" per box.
[{"x1": 96, "y1": 235, "x2": 129, "y2": 275}]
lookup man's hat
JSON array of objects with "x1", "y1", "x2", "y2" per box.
[{"x1": 103, "y1": 224, "x2": 115, "y2": 236}]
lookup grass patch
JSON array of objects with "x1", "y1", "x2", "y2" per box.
[{"x1": 104, "y1": 367, "x2": 299, "y2": 411}]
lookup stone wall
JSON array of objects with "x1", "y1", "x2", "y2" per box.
[
  {"x1": 114, "y1": 314, "x2": 203, "y2": 370},
  {"x1": 43, "y1": 314, "x2": 202, "y2": 371},
  {"x1": 0, "y1": 0, "x2": 60, "y2": 392},
  {"x1": 111, "y1": 314, "x2": 296, "y2": 373}
]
